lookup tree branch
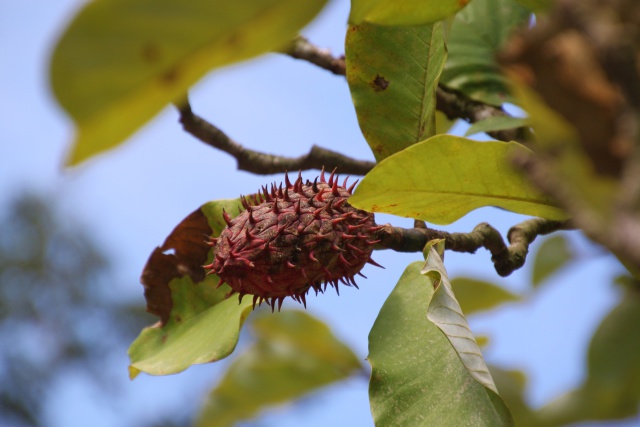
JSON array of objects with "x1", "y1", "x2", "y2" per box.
[
  {"x1": 285, "y1": 36, "x2": 527, "y2": 142},
  {"x1": 178, "y1": 37, "x2": 529, "y2": 173},
  {"x1": 435, "y1": 85, "x2": 528, "y2": 142},
  {"x1": 375, "y1": 218, "x2": 573, "y2": 276},
  {"x1": 515, "y1": 152, "x2": 640, "y2": 269},
  {"x1": 285, "y1": 36, "x2": 347, "y2": 76},
  {"x1": 498, "y1": 0, "x2": 640, "y2": 270},
  {"x1": 176, "y1": 100, "x2": 376, "y2": 175}
]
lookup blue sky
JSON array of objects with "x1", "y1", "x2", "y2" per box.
[{"x1": 0, "y1": 1, "x2": 634, "y2": 426}]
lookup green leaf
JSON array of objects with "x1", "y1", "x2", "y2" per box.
[
  {"x1": 531, "y1": 234, "x2": 573, "y2": 287},
  {"x1": 422, "y1": 240, "x2": 497, "y2": 393},
  {"x1": 465, "y1": 116, "x2": 530, "y2": 137},
  {"x1": 440, "y1": 0, "x2": 531, "y2": 106},
  {"x1": 537, "y1": 293, "x2": 640, "y2": 425},
  {"x1": 349, "y1": 0, "x2": 472, "y2": 26},
  {"x1": 129, "y1": 276, "x2": 253, "y2": 377},
  {"x1": 346, "y1": 22, "x2": 446, "y2": 161},
  {"x1": 128, "y1": 198, "x2": 253, "y2": 377},
  {"x1": 51, "y1": 0, "x2": 327, "y2": 165},
  {"x1": 435, "y1": 110, "x2": 458, "y2": 134},
  {"x1": 196, "y1": 311, "x2": 362, "y2": 427},
  {"x1": 450, "y1": 277, "x2": 520, "y2": 314},
  {"x1": 349, "y1": 134, "x2": 567, "y2": 225},
  {"x1": 368, "y1": 260, "x2": 514, "y2": 426}
]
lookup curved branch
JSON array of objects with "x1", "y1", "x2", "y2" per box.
[
  {"x1": 285, "y1": 36, "x2": 346, "y2": 76},
  {"x1": 375, "y1": 218, "x2": 573, "y2": 276},
  {"x1": 176, "y1": 101, "x2": 376, "y2": 175}
]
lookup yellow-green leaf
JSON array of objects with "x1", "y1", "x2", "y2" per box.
[
  {"x1": 465, "y1": 116, "x2": 530, "y2": 137},
  {"x1": 451, "y1": 277, "x2": 520, "y2": 314},
  {"x1": 531, "y1": 234, "x2": 573, "y2": 287},
  {"x1": 349, "y1": 134, "x2": 568, "y2": 224},
  {"x1": 349, "y1": 0, "x2": 472, "y2": 26},
  {"x1": 196, "y1": 311, "x2": 362, "y2": 427},
  {"x1": 346, "y1": 21, "x2": 446, "y2": 161},
  {"x1": 51, "y1": 0, "x2": 327, "y2": 165},
  {"x1": 128, "y1": 276, "x2": 253, "y2": 376}
]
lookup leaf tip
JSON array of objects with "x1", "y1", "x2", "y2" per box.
[{"x1": 128, "y1": 365, "x2": 141, "y2": 380}]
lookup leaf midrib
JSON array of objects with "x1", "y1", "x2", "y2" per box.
[{"x1": 368, "y1": 188, "x2": 557, "y2": 207}]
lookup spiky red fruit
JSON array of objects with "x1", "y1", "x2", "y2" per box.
[{"x1": 204, "y1": 170, "x2": 382, "y2": 310}]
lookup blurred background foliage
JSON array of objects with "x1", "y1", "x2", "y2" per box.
[{"x1": 0, "y1": 193, "x2": 178, "y2": 426}]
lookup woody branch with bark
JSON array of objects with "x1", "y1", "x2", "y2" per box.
[{"x1": 175, "y1": 33, "x2": 577, "y2": 277}]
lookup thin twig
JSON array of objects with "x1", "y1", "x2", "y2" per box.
[
  {"x1": 435, "y1": 86, "x2": 528, "y2": 142},
  {"x1": 285, "y1": 36, "x2": 346, "y2": 76},
  {"x1": 176, "y1": 100, "x2": 376, "y2": 175},
  {"x1": 375, "y1": 218, "x2": 573, "y2": 276},
  {"x1": 285, "y1": 36, "x2": 527, "y2": 142}
]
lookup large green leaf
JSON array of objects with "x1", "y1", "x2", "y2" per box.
[
  {"x1": 450, "y1": 277, "x2": 520, "y2": 314},
  {"x1": 196, "y1": 310, "x2": 362, "y2": 427},
  {"x1": 128, "y1": 199, "x2": 253, "y2": 377},
  {"x1": 440, "y1": 0, "x2": 531, "y2": 106},
  {"x1": 346, "y1": 21, "x2": 446, "y2": 161},
  {"x1": 531, "y1": 234, "x2": 573, "y2": 287},
  {"x1": 349, "y1": 0, "x2": 471, "y2": 26},
  {"x1": 349, "y1": 135, "x2": 567, "y2": 224},
  {"x1": 536, "y1": 292, "x2": 640, "y2": 425},
  {"x1": 422, "y1": 240, "x2": 497, "y2": 392},
  {"x1": 368, "y1": 261, "x2": 513, "y2": 426},
  {"x1": 51, "y1": 0, "x2": 327, "y2": 165}
]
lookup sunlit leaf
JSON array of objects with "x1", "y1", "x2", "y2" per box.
[
  {"x1": 128, "y1": 199, "x2": 253, "y2": 376},
  {"x1": 51, "y1": 0, "x2": 327, "y2": 165},
  {"x1": 346, "y1": 21, "x2": 446, "y2": 161},
  {"x1": 349, "y1": 134, "x2": 567, "y2": 224},
  {"x1": 465, "y1": 116, "x2": 530, "y2": 137},
  {"x1": 349, "y1": 0, "x2": 471, "y2": 26},
  {"x1": 128, "y1": 277, "x2": 253, "y2": 377},
  {"x1": 441, "y1": 0, "x2": 531, "y2": 106},
  {"x1": 435, "y1": 110, "x2": 458, "y2": 134},
  {"x1": 422, "y1": 240, "x2": 497, "y2": 393},
  {"x1": 196, "y1": 310, "x2": 362, "y2": 427},
  {"x1": 531, "y1": 234, "x2": 573, "y2": 287},
  {"x1": 537, "y1": 292, "x2": 640, "y2": 425},
  {"x1": 451, "y1": 277, "x2": 520, "y2": 314},
  {"x1": 368, "y1": 260, "x2": 513, "y2": 426}
]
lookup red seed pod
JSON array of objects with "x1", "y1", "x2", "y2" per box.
[{"x1": 203, "y1": 170, "x2": 383, "y2": 310}]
